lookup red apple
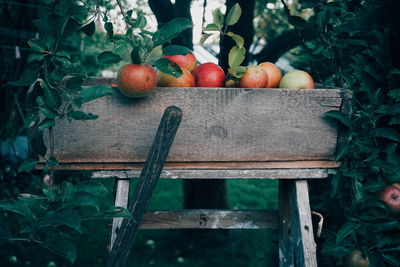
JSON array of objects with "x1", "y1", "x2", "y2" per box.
[
  {"x1": 279, "y1": 70, "x2": 315, "y2": 89},
  {"x1": 258, "y1": 62, "x2": 282, "y2": 88},
  {"x1": 157, "y1": 69, "x2": 195, "y2": 87},
  {"x1": 239, "y1": 66, "x2": 268, "y2": 88},
  {"x1": 117, "y1": 64, "x2": 157, "y2": 98},
  {"x1": 193, "y1": 62, "x2": 225, "y2": 87},
  {"x1": 344, "y1": 249, "x2": 370, "y2": 267},
  {"x1": 164, "y1": 53, "x2": 197, "y2": 72},
  {"x1": 378, "y1": 185, "x2": 400, "y2": 213}
]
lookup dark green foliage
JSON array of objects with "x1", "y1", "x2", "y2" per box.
[{"x1": 288, "y1": 0, "x2": 400, "y2": 265}]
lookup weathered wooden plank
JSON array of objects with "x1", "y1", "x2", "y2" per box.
[
  {"x1": 44, "y1": 160, "x2": 341, "y2": 170},
  {"x1": 107, "y1": 106, "x2": 182, "y2": 267},
  {"x1": 92, "y1": 168, "x2": 330, "y2": 180},
  {"x1": 139, "y1": 210, "x2": 278, "y2": 229},
  {"x1": 289, "y1": 180, "x2": 317, "y2": 267},
  {"x1": 42, "y1": 87, "x2": 345, "y2": 166},
  {"x1": 279, "y1": 180, "x2": 295, "y2": 267},
  {"x1": 109, "y1": 179, "x2": 130, "y2": 251}
]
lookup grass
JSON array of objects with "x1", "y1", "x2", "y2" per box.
[{"x1": 74, "y1": 178, "x2": 279, "y2": 266}]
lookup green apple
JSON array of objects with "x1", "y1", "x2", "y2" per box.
[{"x1": 279, "y1": 70, "x2": 315, "y2": 89}]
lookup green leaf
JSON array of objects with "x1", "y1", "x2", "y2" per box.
[
  {"x1": 28, "y1": 52, "x2": 46, "y2": 63},
  {"x1": 28, "y1": 39, "x2": 47, "y2": 52},
  {"x1": 324, "y1": 110, "x2": 351, "y2": 128},
  {"x1": 39, "y1": 209, "x2": 81, "y2": 233},
  {"x1": 64, "y1": 75, "x2": 83, "y2": 91},
  {"x1": 336, "y1": 222, "x2": 360, "y2": 244},
  {"x1": 200, "y1": 33, "x2": 213, "y2": 46},
  {"x1": 61, "y1": 181, "x2": 74, "y2": 202},
  {"x1": 74, "y1": 181, "x2": 107, "y2": 194},
  {"x1": 98, "y1": 51, "x2": 122, "y2": 64},
  {"x1": 130, "y1": 47, "x2": 142, "y2": 64},
  {"x1": 31, "y1": 130, "x2": 47, "y2": 157},
  {"x1": 154, "y1": 58, "x2": 182, "y2": 78},
  {"x1": 38, "y1": 118, "x2": 55, "y2": 130},
  {"x1": 76, "y1": 84, "x2": 114, "y2": 105},
  {"x1": 67, "y1": 110, "x2": 98, "y2": 120},
  {"x1": 39, "y1": 105, "x2": 58, "y2": 119},
  {"x1": 91, "y1": 206, "x2": 132, "y2": 219},
  {"x1": 104, "y1": 22, "x2": 113, "y2": 39},
  {"x1": 18, "y1": 159, "x2": 39, "y2": 173},
  {"x1": 24, "y1": 111, "x2": 39, "y2": 128},
  {"x1": 81, "y1": 20, "x2": 95, "y2": 36},
  {"x1": 336, "y1": 144, "x2": 349, "y2": 161},
  {"x1": 390, "y1": 117, "x2": 400, "y2": 126},
  {"x1": 227, "y1": 32, "x2": 244, "y2": 48},
  {"x1": 136, "y1": 13, "x2": 147, "y2": 28},
  {"x1": 40, "y1": 80, "x2": 61, "y2": 109},
  {"x1": 203, "y1": 23, "x2": 220, "y2": 31},
  {"x1": 212, "y1": 8, "x2": 224, "y2": 28},
  {"x1": 228, "y1": 46, "x2": 245, "y2": 68},
  {"x1": 9, "y1": 67, "x2": 40, "y2": 86},
  {"x1": 43, "y1": 188, "x2": 57, "y2": 202},
  {"x1": 372, "y1": 128, "x2": 400, "y2": 141},
  {"x1": 228, "y1": 65, "x2": 247, "y2": 78},
  {"x1": 67, "y1": 192, "x2": 100, "y2": 211},
  {"x1": 38, "y1": 239, "x2": 77, "y2": 263},
  {"x1": 226, "y1": 3, "x2": 242, "y2": 26},
  {"x1": 0, "y1": 201, "x2": 35, "y2": 219},
  {"x1": 163, "y1": 45, "x2": 192, "y2": 56},
  {"x1": 152, "y1": 17, "x2": 193, "y2": 47}
]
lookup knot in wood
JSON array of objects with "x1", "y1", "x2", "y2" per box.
[{"x1": 199, "y1": 213, "x2": 208, "y2": 226}]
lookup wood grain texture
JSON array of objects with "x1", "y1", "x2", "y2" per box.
[
  {"x1": 107, "y1": 106, "x2": 182, "y2": 267},
  {"x1": 41, "y1": 86, "x2": 346, "y2": 167},
  {"x1": 289, "y1": 180, "x2": 317, "y2": 267},
  {"x1": 279, "y1": 180, "x2": 295, "y2": 267},
  {"x1": 92, "y1": 168, "x2": 330, "y2": 179},
  {"x1": 109, "y1": 179, "x2": 130, "y2": 251},
  {"x1": 42, "y1": 160, "x2": 341, "y2": 170},
  {"x1": 139, "y1": 209, "x2": 278, "y2": 229}
]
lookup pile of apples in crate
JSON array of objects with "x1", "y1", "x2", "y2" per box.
[{"x1": 116, "y1": 52, "x2": 315, "y2": 98}]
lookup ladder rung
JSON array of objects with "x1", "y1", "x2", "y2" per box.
[{"x1": 138, "y1": 209, "x2": 278, "y2": 229}]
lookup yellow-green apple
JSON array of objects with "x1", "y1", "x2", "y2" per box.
[
  {"x1": 258, "y1": 62, "x2": 282, "y2": 88},
  {"x1": 239, "y1": 66, "x2": 268, "y2": 88},
  {"x1": 164, "y1": 53, "x2": 197, "y2": 72},
  {"x1": 378, "y1": 185, "x2": 400, "y2": 213},
  {"x1": 193, "y1": 62, "x2": 225, "y2": 87},
  {"x1": 344, "y1": 249, "x2": 370, "y2": 267},
  {"x1": 279, "y1": 70, "x2": 315, "y2": 89},
  {"x1": 117, "y1": 64, "x2": 157, "y2": 98},
  {"x1": 157, "y1": 69, "x2": 195, "y2": 87}
]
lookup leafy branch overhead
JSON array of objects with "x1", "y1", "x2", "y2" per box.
[
  {"x1": 201, "y1": 3, "x2": 247, "y2": 79},
  {"x1": 97, "y1": 9, "x2": 193, "y2": 77}
]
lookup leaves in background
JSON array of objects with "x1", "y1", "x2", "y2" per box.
[
  {"x1": 152, "y1": 17, "x2": 193, "y2": 47},
  {"x1": 98, "y1": 51, "x2": 122, "y2": 64}
]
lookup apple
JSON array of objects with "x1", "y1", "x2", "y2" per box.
[
  {"x1": 157, "y1": 69, "x2": 195, "y2": 87},
  {"x1": 117, "y1": 64, "x2": 157, "y2": 98},
  {"x1": 258, "y1": 62, "x2": 282, "y2": 88},
  {"x1": 239, "y1": 66, "x2": 268, "y2": 88},
  {"x1": 193, "y1": 62, "x2": 225, "y2": 87},
  {"x1": 164, "y1": 53, "x2": 197, "y2": 72},
  {"x1": 279, "y1": 70, "x2": 315, "y2": 89},
  {"x1": 378, "y1": 185, "x2": 400, "y2": 213},
  {"x1": 344, "y1": 249, "x2": 370, "y2": 267}
]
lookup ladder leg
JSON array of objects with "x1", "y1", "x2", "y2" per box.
[
  {"x1": 289, "y1": 180, "x2": 317, "y2": 267},
  {"x1": 279, "y1": 180, "x2": 295, "y2": 267},
  {"x1": 109, "y1": 179, "x2": 130, "y2": 251}
]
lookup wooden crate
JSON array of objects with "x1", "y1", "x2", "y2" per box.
[{"x1": 32, "y1": 82, "x2": 351, "y2": 267}]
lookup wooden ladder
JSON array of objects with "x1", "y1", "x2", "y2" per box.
[{"x1": 33, "y1": 79, "x2": 351, "y2": 267}]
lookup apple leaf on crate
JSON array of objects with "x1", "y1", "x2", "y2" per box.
[{"x1": 154, "y1": 58, "x2": 183, "y2": 78}]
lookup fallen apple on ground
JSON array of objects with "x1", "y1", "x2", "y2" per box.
[
  {"x1": 279, "y1": 70, "x2": 315, "y2": 89},
  {"x1": 117, "y1": 64, "x2": 157, "y2": 98},
  {"x1": 344, "y1": 249, "x2": 370, "y2": 267}
]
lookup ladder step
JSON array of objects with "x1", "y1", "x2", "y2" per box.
[{"x1": 139, "y1": 209, "x2": 278, "y2": 229}]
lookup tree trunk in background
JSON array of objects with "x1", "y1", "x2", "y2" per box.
[
  {"x1": 149, "y1": 0, "x2": 228, "y2": 210},
  {"x1": 218, "y1": 0, "x2": 255, "y2": 72}
]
